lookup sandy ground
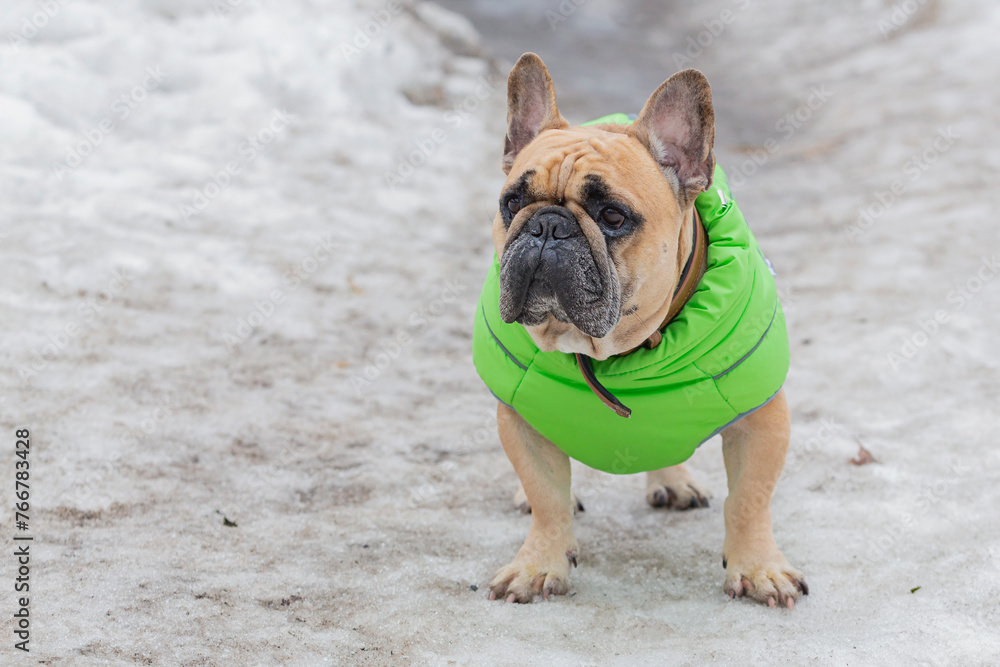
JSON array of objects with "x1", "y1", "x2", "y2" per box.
[{"x1": 1, "y1": 0, "x2": 998, "y2": 665}]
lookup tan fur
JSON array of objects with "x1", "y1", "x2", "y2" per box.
[
  {"x1": 489, "y1": 403, "x2": 577, "y2": 602},
  {"x1": 487, "y1": 54, "x2": 804, "y2": 608},
  {"x1": 720, "y1": 390, "x2": 806, "y2": 608}
]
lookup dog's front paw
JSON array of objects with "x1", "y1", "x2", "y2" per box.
[
  {"x1": 488, "y1": 543, "x2": 577, "y2": 603},
  {"x1": 645, "y1": 481, "x2": 711, "y2": 509},
  {"x1": 645, "y1": 464, "x2": 712, "y2": 510},
  {"x1": 722, "y1": 550, "x2": 808, "y2": 609}
]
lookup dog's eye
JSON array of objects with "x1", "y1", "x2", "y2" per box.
[
  {"x1": 507, "y1": 197, "x2": 521, "y2": 215},
  {"x1": 600, "y1": 207, "x2": 625, "y2": 228}
]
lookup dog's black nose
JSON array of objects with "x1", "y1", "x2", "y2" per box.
[{"x1": 526, "y1": 206, "x2": 580, "y2": 240}]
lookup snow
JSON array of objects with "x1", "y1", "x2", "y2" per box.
[{"x1": 1, "y1": 0, "x2": 998, "y2": 664}]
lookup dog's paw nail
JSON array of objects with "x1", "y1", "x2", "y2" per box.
[
  {"x1": 785, "y1": 596, "x2": 795, "y2": 609},
  {"x1": 799, "y1": 579, "x2": 809, "y2": 595},
  {"x1": 767, "y1": 596, "x2": 777, "y2": 608},
  {"x1": 575, "y1": 499, "x2": 585, "y2": 513},
  {"x1": 517, "y1": 502, "x2": 531, "y2": 515},
  {"x1": 488, "y1": 591, "x2": 496, "y2": 601},
  {"x1": 506, "y1": 593, "x2": 516, "y2": 603},
  {"x1": 649, "y1": 487, "x2": 677, "y2": 508},
  {"x1": 727, "y1": 589, "x2": 735, "y2": 600},
  {"x1": 722, "y1": 556, "x2": 728, "y2": 569},
  {"x1": 687, "y1": 485, "x2": 709, "y2": 507}
]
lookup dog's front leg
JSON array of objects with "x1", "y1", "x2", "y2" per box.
[
  {"x1": 720, "y1": 389, "x2": 808, "y2": 608},
  {"x1": 489, "y1": 403, "x2": 578, "y2": 603}
]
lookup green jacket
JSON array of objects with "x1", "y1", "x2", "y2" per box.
[{"x1": 472, "y1": 118, "x2": 789, "y2": 475}]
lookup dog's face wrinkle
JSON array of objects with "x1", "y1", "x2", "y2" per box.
[{"x1": 627, "y1": 306, "x2": 654, "y2": 341}]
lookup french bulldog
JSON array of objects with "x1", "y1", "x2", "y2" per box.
[{"x1": 477, "y1": 53, "x2": 806, "y2": 608}]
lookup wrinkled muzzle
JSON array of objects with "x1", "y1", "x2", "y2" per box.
[{"x1": 498, "y1": 206, "x2": 621, "y2": 338}]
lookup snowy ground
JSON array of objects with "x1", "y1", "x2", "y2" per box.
[{"x1": 1, "y1": 0, "x2": 998, "y2": 664}]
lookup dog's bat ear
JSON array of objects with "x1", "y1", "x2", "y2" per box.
[
  {"x1": 503, "y1": 53, "x2": 568, "y2": 174},
  {"x1": 628, "y1": 69, "x2": 716, "y2": 206}
]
